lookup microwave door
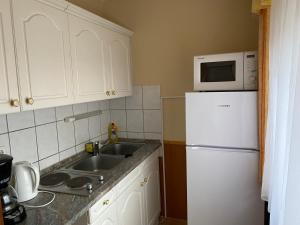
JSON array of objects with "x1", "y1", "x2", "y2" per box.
[
  {"x1": 201, "y1": 61, "x2": 236, "y2": 82},
  {"x1": 194, "y1": 52, "x2": 244, "y2": 91}
]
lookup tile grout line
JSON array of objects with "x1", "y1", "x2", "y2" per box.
[
  {"x1": 71, "y1": 104, "x2": 78, "y2": 153},
  {"x1": 54, "y1": 108, "x2": 61, "y2": 162},
  {"x1": 32, "y1": 110, "x2": 41, "y2": 171},
  {"x1": 5, "y1": 114, "x2": 12, "y2": 156},
  {"x1": 5, "y1": 119, "x2": 64, "y2": 134},
  {"x1": 99, "y1": 101, "x2": 102, "y2": 141}
]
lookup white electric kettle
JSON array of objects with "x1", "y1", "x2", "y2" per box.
[{"x1": 13, "y1": 161, "x2": 40, "y2": 202}]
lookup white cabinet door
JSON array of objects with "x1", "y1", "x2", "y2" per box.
[
  {"x1": 107, "y1": 31, "x2": 132, "y2": 98},
  {"x1": 0, "y1": 0, "x2": 20, "y2": 114},
  {"x1": 117, "y1": 175, "x2": 146, "y2": 225},
  {"x1": 91, "y1": 202, "x2": 118, "y2": 225},
  {"x1": 143, "y1": 155, "x2": 161, "y2": 225},
  {"x1": 69, "y1": 15, "x2": 107, "y2": 103},
  {"x1": 12, "y1": 0, "x2": 73, "y2": 110}
]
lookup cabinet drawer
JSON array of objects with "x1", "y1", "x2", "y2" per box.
[{"x1": 89, "y1": 187, "x2": 117, "y2": 224}]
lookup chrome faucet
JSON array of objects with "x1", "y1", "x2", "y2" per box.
[
  {"x1": 93, "y1": 141, "x2": 100, "y2": 156},
  {"x1": 93, "y1": 140, "x2": 110, "y2": 156}
]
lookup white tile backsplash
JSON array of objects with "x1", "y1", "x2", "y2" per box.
[
  {"x1": 39, "y1": 154, "x2": 59, "y2": 170},
  {"x1": 88, "y1": 101, "x2": 100, "y2": 112},
  {"x1": 0, "y1": 85, "x2": 162, "y2": 171},
  {"x1": 101, "y1": 133, "x2": 108, "y2": 141},
  {"x1": 90, "y1": 136, "x2": 101, "y2": 143},
  {"x1": 55, "y1": 105, "x2": 73, "y2": 121},
  {"x1": 0, "y1": 115, "x2": 7, "y2": 134},
  {"x1": 143, "y1": 86, "x2": 161, "y2": 109},
  {"x1": 0, "y1": 133, "x2": 10, "y2": 155},
  {"x1": 74, "y1": 118, "x2": 89, "y2": 145},
  {"x1": 110, "y1": 110, "x2": 126, "y2": 131},
  {"x1": 34, "y1": 108, "x2": 56, "y2": 125},
  {"x1": 101, "y1": 110, "x2": 110, "y2": 135},
  {"x1": 57, "y1": 121, "x2": 75, "y2": 151},
  {"x1": 36, "y1": 123, "x2": 59, "y2": 160},
  {"x1": 127, "y1": 132, "x2": 145, "y2": 139},
  {"x1": 7, "y1": 111, "x2": 35, "y2": 132},
  {"x1": 144, "y1": 132, "x2": 162, "y2": 140},
  {"x1": 73, "y1": 103, "x2": 88, "y2": 115},
  {"x1": 9, "y1": 128, "x2": 38, "y2": 163},
  {"x1": 126, "y1": 86, "x2": 143, "y2": 109},
  {"x1": 144, "y1": 110, "x2": 162, "y2": 133},
  {"x1": 118, "y1": 131, "x2": 127, "y2": 138},
  {"x1": 110, "y1": 85, "x2": 162, "y2": 141},
  {"x1": 89, "y1": 115, "x2": 101, "y2": 139},
  {"x1": 126, "y1": 110, "x2": 143, "y2": 132},
  {"x1": 75, "y1": 142, "x2": 87, "y2": 153},
  {"x1": 110, "y1": 98, "x2": 126, "y2": 109},
  {"x1": 59, "y1": 147, "x2": 76, "y2": 161},
  {"x1": 100, "y1": 100, "x2": 110, "y2": 110}
]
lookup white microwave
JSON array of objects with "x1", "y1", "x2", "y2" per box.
[{"x1": 194, "y1": 51, "x2": 258, "y2": 91}]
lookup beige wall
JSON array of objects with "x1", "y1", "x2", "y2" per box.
[
  {"x1": 67, "y1": 0, "x2": 105, "y2": 16},
  {"x1": 70, "y1": 0, "x2": 259, "y2": 141}
]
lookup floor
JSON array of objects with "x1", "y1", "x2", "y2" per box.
[{"x1": 159, "y1": 218, "x2": 187, "y2": 225}]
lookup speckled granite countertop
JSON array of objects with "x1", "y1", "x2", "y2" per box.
[{"x1": 19, "y1": 139, "x2": 161, "y2": 225}]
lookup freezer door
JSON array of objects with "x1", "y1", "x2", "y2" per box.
[
  {"x1": 186, "y1": 147, "x2": 264, "y2": 225},
  {"x1": 186, "y1": 91, "x2": 258, "y2": 149}
]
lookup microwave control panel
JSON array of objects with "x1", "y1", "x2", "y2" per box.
[{"x1": 244, "y1": 51, "x2": 258, "y2": 90}]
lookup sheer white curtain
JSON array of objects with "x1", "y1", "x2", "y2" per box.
[{"x1": 261, "y1": 0, "x2": 300, "y2": 225}]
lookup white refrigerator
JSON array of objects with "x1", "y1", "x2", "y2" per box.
[{"x1": 186, "y1": 91, "x2": 264, "y2": 225}]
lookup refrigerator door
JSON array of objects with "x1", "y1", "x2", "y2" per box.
[
  {"x1": 186, "y1": 146, "x2": 264, "y2": 225},
  {"x1": 186, "y1": 91, "x2": 258, "y2": 149}
]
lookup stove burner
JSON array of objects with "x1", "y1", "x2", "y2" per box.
[
  {"x1": 40, "y1": 172, "x2": 71, "y2": 187},
  {"x1": 66, "y1": 177, "x2": 92, "y2": 189}
]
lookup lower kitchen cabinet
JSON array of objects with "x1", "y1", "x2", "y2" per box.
[
  {"x1": 89, "y1": 148, "x2": 161, "y2": 225},
  {"x1": 117, "y1": 175, "x2": 146, "y2": 225},
  {"x1": 143, "y1": 157, "x2": 161, "y2": 225}
]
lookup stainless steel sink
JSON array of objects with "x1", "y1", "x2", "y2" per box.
[
  {"x1": 70, "y1": 155, "x2": 123, "y2": 172},
  {"x1": 101, "y1": 142, "x2": 144, "y2": 157}
]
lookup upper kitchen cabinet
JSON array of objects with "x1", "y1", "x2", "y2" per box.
[
  {"x1": 66, "y1": 4, "x2": 133, "y2": 100},
  {"x1": 11, "y1": 0, "x2": 74, "y2": 111},
  {"x1": 0, "y1": 0, "x2": 20, "y2": 114},
  {"x1": 68, "y1": 15, "x2": 107, "y2": 103},
  {"x1": 107, "y1": 31, "x2": 133, "y2": 98}
]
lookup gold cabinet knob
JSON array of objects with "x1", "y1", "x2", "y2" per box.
[
  {"x1": 25, "y1": 97, "x2": 34, "y2": 105},
  {"x1": 106, "y1": 91, "x2": 111, "y2": 96},
  {"x1": 112, "y1": 90, "x2": 116, "y2": 95},
  {"x1": 103, "y1": 200, "x2": 110, "y2": 205},
  {"x1": 144, "y1": 177, "x2": 148, "y2": 183},
  {"x1": 10, "y1": 99, "x2": 20, "y2": 107},
  {"x1": 140, "y1": 182, "x2": 145, "y2": 187}
]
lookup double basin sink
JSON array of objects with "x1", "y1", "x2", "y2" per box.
[{"x1": 67, "y1": 142, "x2": 144, "y2": 172}]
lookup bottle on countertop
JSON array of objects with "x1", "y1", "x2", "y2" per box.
[{"x1": 108, "y1": 122, "x2": 118, "y2": 143}]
